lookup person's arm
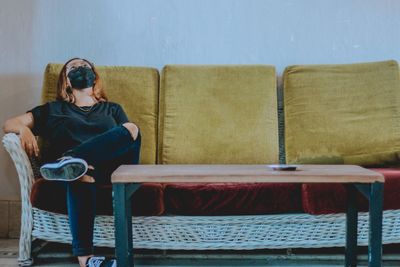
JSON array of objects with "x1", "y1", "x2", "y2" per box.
[
  {"x1": 3, "y1": 113, "x2": 40, "y2": 157},
  {"x1": 113, "y1": 103, "x2": 130, "y2": 125}
]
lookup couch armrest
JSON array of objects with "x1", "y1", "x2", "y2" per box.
[
  {"x1": 2, "y1": 133, "x2": 34, "y2": 214},
  {"x1": 2, "y1": 133, "x2": 35, "y2": 265}
]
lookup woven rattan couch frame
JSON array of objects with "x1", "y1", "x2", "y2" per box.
[{"x1": 4, "y1": 133, "x2": 400, "y2": 266}]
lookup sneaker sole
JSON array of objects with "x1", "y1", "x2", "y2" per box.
[{"x1": 40, "y1": 159, "x2": 88, "y2": 182}]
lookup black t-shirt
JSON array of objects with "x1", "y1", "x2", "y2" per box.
[{"x1": 27, "y1": 101, "x2": 130, "y2": 161}]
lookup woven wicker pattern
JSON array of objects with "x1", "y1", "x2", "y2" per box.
[
  {"x1": 4, "y1": 132, "x2": 400, "y2": 264},
  {"x1": 32, "y1": 208, "x2": 400, "y2": 250},
  {"x1": 2, "y1": 134, "x2": 34, "y2": 265}
]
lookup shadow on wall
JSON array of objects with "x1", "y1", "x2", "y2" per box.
[
  {"x1": 1, "y1": 0, "x2": 36, "y2": 73},
  {"x1": 1, "y1": 1, "x2": 40, "y2": 201},
  {"x1": 0, "y1": 74, "x2": 43, "y2": 201}
]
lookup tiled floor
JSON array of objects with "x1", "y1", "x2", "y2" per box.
[{"x1": 1, "y1": 239, "x2": 400, "y2": 267}]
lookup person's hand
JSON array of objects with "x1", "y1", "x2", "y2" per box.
[{"x1": 19, "y1": 126, "x2": 40, "y2": 157}]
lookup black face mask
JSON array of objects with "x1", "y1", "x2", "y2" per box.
[{"x1": 67, "y1": 66, "x2": 96, "y2": 89}]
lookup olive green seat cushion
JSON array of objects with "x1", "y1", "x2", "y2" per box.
[
  {"x1": 41, "y1": 64, "x2": 159, "y2": 164},
  {"x1": 283, "y1": 60, "x2": 400, "y2": 166},
  {"x1": 158, "y1": 65, "x2": 279, "y2": 164}
]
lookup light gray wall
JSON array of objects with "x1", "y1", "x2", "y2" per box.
[{"x1": 1, "y1": 0, "x2": 399, "y2": 200}]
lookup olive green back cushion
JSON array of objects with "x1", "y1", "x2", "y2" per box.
[
  {"x1": 158, "y1": 65, "x2": 279, "y2": 164},
  {"x1": 283, "y1": 60, "x2": 400, "y2": 166},
  {"x1": 41, "y1": 63, "x2": 159, "y2": 164}
]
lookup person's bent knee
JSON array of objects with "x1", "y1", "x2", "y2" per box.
[{"x1": 122, "y1": 122, "x2": 139, "y2": 141}]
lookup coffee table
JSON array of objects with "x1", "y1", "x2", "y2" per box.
[{"x1": 111, "y1": 164, "x2": 384, "y2": 267}]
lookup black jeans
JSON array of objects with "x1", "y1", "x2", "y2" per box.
[{"x1": 62, "y1": 125, "x2": 141, "y2": 256}]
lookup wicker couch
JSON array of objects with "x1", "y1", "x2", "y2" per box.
[{"x1": 4, "y1": 61, "x2": 400, "y2": 266}]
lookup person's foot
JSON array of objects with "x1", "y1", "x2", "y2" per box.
[
  {"x1": 85, "y1": 256, "x2": 116, "y2": 267},
  {"x1": 40, "y1": 156, "x2": 88, "y2": 182}
]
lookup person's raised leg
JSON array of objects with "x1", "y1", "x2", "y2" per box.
[
  {"x1": 72, "y1": 123, "x2": 140, "y2": 184},
  {"x1": 65, "y1": 123, "x2": 139, "y2": 166},
  {"x1": 68, "y1": 123, "x2": 140, "y2": 184},
  {"x1": 40, "y1": 123, "x2": 140, "y2": 182}
]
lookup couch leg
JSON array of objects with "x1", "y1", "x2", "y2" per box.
[
  {"x1": 18, "y1": 232, "x2": 34, "y2": 266},
  {"x1": 18, "y1": 208, "x2": 34, "y2": 266},
  {"x1": 18, "y1": 258, "x2": 34, "y2": 267}
]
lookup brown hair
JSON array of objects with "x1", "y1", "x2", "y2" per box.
[{"x1": 56, "y1": 58, "x2": 108, "y2": 103}]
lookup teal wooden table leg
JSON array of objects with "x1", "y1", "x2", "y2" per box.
[
  {"x1": 368, "y1": 182, "x2": 383, "y2": 267},
  {"x1": 353, "y1": 182, "x2": 384, "y2": 267},
  {"x1": 345, "y1": 184, "x2": 358, "y2": 267},
  {"x1": 113, "y1": 183, "x2": 141, "y2": 267}
]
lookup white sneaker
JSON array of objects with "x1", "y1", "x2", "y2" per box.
[
  {"x1": 40, "y1": 156, "x2": 88, "y2": 182},
  {"x1": 86, "y1": 256, "x2": 117, "y2": 267}
]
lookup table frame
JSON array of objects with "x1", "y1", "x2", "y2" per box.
[{"x1": 112, "y1": 166, "x2": 384, "y2": 267}]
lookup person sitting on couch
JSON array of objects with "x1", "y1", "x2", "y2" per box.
[{"x1": 3, "y1": 57, "x2": 141, "y2": 267}]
